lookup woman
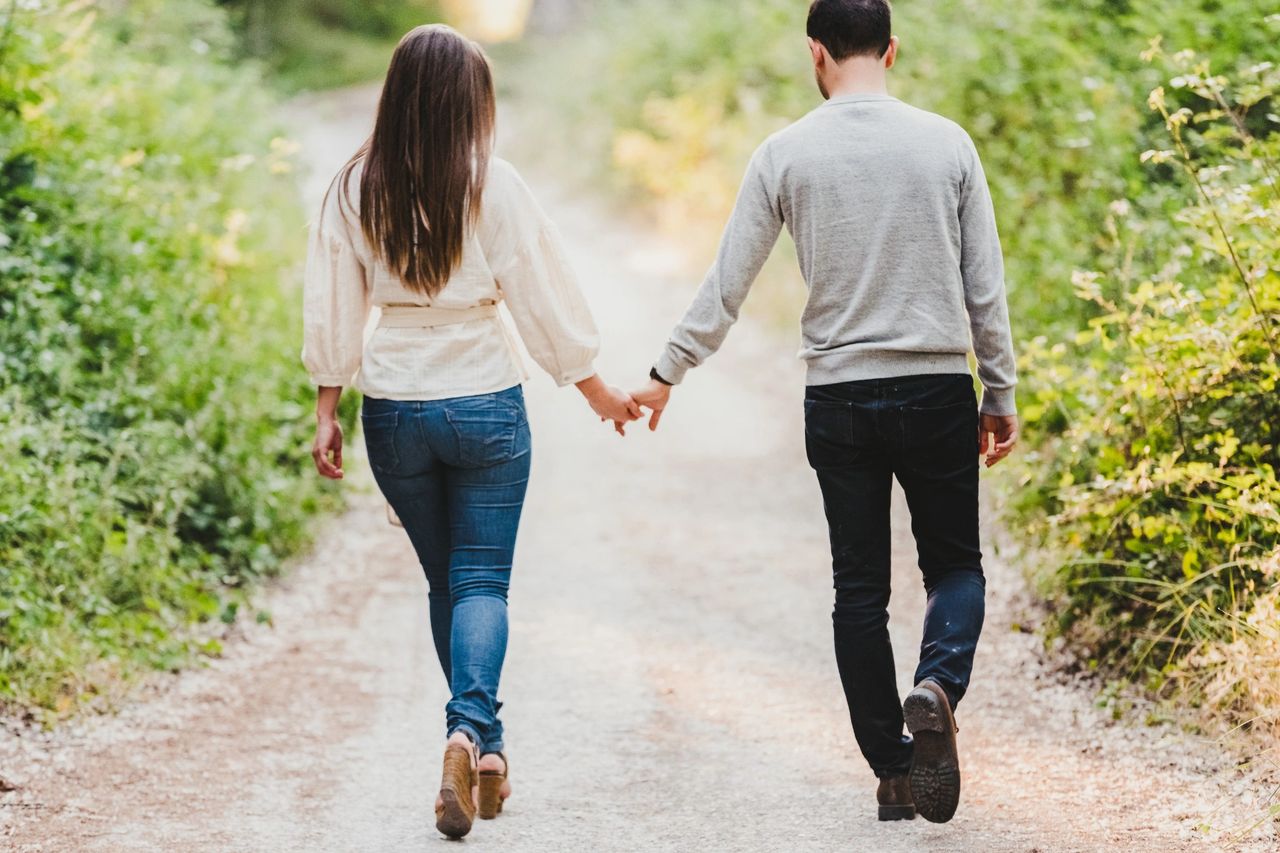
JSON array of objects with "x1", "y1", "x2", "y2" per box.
[{"x1": 302, "y1": 24, "x2": 639, "y2": 839}]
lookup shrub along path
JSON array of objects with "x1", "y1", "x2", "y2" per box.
[{"x1": 0, "y1": 85, "x2": 1271, "y2": 852}]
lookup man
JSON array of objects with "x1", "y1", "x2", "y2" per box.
[{"x1": 631, "y1": 0, "x2": 1019, "y2": 825}]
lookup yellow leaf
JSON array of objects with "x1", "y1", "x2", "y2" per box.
[{"x1": 1181, "y1": 550, "x2": 1200, "y2": 578}]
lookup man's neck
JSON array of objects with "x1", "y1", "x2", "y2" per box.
[
  {"x1": 825, "y1": 78, "x2": 889, "y2": 99},
  {"x1": 824, "y1": 59, "x2": 889, "y2": 99}
]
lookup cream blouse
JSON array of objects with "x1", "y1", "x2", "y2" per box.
[{"x1": 301, "y1": 158, "x2": 599, "y2": 400}]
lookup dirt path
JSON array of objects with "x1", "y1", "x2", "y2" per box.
[{"x1": 2, "y1": 86, "x2": 1273, "y2": 853}]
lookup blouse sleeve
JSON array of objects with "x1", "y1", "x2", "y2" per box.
[
  {"x1": 301, "y1": 181, "x2": 372, "y2": 388},
  {"x1": 479, "y1": 160, "x2": 599, "y2": 386}
]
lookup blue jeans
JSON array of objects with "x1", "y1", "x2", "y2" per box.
[
  {"x1": 804, "y1": 374, "x2": 986, "y2": 779},
  {"x1": 362, "y1": 385, "x2": 531, "y2": 755}
]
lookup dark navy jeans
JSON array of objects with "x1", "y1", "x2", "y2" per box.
[
  {"x1": 362, "y1": 385, "x2": 531, "y2": 755},
  {"x1": 804, "y1": 373, "x2": 986, "y2": 779}
]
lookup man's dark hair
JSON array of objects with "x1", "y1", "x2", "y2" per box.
[{"x1": 806, "y1": 0, "x2": 893, "y2": 61}]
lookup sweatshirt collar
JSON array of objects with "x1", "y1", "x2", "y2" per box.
[{"x1": 823, "y1": 93, "x2": 898, "y2": 106}]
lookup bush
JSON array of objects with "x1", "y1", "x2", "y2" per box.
[
  {"x1": 1017, "y1": 46, "x2": 1279, "y2": 721},
  {"x1": 0, "y1": 0, "x2": 347, "y2": 717}
]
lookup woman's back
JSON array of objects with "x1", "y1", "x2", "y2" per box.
[{"x1": 303, "y1": 156, "x2": 601, "y2": 401}]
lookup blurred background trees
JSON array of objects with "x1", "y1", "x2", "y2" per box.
[{"x1": 213, "y1": 0, "x2": 445, "y2": 90}]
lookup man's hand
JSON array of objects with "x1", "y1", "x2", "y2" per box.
[
  {"x1": 631, "y1": 379, "x2": 672, "y2": 431},
  {"x1": 313, "y1": 417, "x2": 345, "y2": 479},
  {"x1": 978, "y1": 413, "x2": 1019, "y2": 468}
]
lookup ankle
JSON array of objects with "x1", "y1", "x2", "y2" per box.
[{"x1": 447, "y1": 730, "x2": 478, "y2": 761}]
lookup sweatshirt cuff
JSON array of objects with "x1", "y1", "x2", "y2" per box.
[
  {"x1": 979, "y1": 386, "x2": 1017, "y2": 417},
  {"x1": 558, "y1": 363, "x2": 598, "y2": 387},
  {"x1": 654, "y1": 350, "x2": 691, "y2": 386}
]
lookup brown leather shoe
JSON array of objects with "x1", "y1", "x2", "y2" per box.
[
  {"x1": 876, "y1": 775, "x2": 915, "y2": 821},
  {"x1": 903, "y1": 678, "x2": 961, "y2": 823}
]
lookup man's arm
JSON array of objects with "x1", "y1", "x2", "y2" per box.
[
  {"x1": 957, "y1": 132, "x2": 1019, "y2": 466},
  {"x1": 957, "y1": 133, "x2": 1017, "y2": 418},
  {"x1": 653, "y1": 142, "x2": 785, "y2": 386}
]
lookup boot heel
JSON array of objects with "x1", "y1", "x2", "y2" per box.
[
  {"x1": 878, "y1": 803, "x2": 916, "y2": 821},
  {"x1": 478, "y1": 773, "x2": 504, "y2": 819}
]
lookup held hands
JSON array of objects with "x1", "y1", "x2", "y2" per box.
[
  {"x1": 576, "y1": 374, "x2": 643, "y2": 435},
  {"x1": 576, "y1": 372, "x2": 672, "y2": 436},
  {"x1": 978, "y1": 413, "x2": 1019, "y2": 468}
]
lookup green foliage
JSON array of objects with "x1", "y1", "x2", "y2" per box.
[
  {"x1": 1018, "y1": 47, "x2": 1280, "y2": 687},
  {"x1": 0, "y1": 0, "x2": 346, "y2": 716},
  {"x1": 215, "y1": 0, "x2": 443, "y2": 91}
]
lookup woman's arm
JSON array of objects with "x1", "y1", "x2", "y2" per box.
[
  {"x1": 302, "y1": 174, "x2": 370, "y2": 477},
  {"x1": 312, "y1": 385, "x2": 345, "y2": 479},
  {"x1": 480, "y1": 160, "x2": 639, "y2": 430}
]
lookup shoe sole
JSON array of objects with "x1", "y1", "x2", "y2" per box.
[
  {"x1": 877, "y1": 803, "x2": 916, "y2": 821},
  {"x1": 435, "y1": 787, "x2": 473, "y2": 839},
  {"x1": 903, "y1": 685, "x2": 960, "y2": 824}
]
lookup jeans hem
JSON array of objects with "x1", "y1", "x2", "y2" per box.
[
  {"x1": 449, "y1": 723, "x2": 482, "y2": 747},
  {"x1": 873, "y1": 764, "x2": 913, "y2": 780}
]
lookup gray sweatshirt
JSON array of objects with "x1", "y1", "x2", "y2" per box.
[{"x1": 655, "y1": 93, "x2": 1017, "y2": 416}]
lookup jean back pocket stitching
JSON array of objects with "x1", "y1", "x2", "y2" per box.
[{"x1": 361, "y1": 410, "x2": 400, "y2": 473}]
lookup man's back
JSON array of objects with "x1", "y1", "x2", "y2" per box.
[
  {"x1": 656, "y1": 93, "x2": 1017, "y2": 416},
  {"x1": 773, "y1": 94, "x2": 977, "y2": 373}
]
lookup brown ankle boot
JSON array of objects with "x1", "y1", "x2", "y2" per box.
[
  {"x1": 903, "y1": 678, "x2": 961, "y2": 823},
  {"x1": 876, "y1": 775, "x2": 916, "y2": 821}
]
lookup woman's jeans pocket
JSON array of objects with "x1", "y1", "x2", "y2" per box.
[
  {"x1": 361, "y1": 403, "x2": 400, "y2": 474},
  {"x1": 445, "y1": 396, "x2": 526, "y2": 468}
]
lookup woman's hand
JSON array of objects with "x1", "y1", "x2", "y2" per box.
[
  {"x1": 576, "y1": 374, "x2": 642, "y2": 435},
  {"x1": 313, "y1": 418, "x2": 345, "y2": 479},
  {"x1": 312, "y1": 386, "x2": 345, "y2": 478}
]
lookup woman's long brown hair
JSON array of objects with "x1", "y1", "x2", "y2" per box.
[{"x1": 334, "y1": 25, "x2": 495, "y2": 298}]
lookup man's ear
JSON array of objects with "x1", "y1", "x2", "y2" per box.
[
  {"x1": 808, "y1": 37, "x2": 825, "y2": 69},
  {"x1": 883, "y1": 35, "x2": 899, "y2": 70}
]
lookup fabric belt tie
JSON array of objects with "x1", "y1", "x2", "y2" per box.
[{"x1": 377, "y1": 304, "x2": 500, "y2": 328}]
